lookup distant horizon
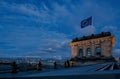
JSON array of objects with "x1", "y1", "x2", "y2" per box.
[{"x1": 0, "y1": 55, "x2": 71, "y2": 59}]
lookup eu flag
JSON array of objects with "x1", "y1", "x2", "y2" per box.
[{"x1": 81, "y1": 16, "x2": 92, "y2": 28}]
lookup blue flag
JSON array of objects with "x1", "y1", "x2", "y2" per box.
[{"x1": 81, "y1": 16, "x2": 92, "y2": 28}]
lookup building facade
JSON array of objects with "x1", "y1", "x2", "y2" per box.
[{"x1": 70, "y1": 32, "x2": 115, "y2": 59}]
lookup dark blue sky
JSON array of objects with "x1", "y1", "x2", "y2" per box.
[{"x1": 0, "y1": 0, "x2": 120, "y2": 58}]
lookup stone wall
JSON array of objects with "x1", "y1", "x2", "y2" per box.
[{"x1": 70, "y1": 36, "x2": 115, "y2": 58}]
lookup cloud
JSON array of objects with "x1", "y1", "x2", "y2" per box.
[
  {"x1": 0, "y1": 24, "x2": 71, "y2": 57},
  {"x1": 40, "y1": 48, "x2": 56, "y2": 53},
  {"x1": 102, "y1": 26, "x2": 118, "y2": 33},
  {"x1": 0, "y1": 0, "x2": 120, "y2": 58},
  {"x1": 113, "y1": 49, "x2": 120, "y2": 57},
  {"x1": 79, "y1": 25, "x2": 96, "y2": 36}
]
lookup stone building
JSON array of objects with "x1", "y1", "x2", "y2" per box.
[{"x1": 70, "y1": 32, "x2": 115, "y2": 60}]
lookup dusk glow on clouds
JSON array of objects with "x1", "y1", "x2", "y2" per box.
[{"x1": 0, "y1": 0, "x2": 120, "y2": 58}]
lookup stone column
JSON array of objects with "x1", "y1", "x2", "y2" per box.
[
  {"x1": 71, "y1": 46, "x2": 78, "y2": 58},
  {"x1": 83, "y1": 44, "x2": 87, "y2": 57},
  {"x1": 91, "y1": 44, "x2": 95, "y2": 56}
]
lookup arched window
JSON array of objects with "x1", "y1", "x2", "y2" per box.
[
  {"x1": 87, "y1": 48, "x2": 92, "y2": 57},
  {"x1": 78, "y1": 49, "x2": 83, "y2": 57},
  {"x1": 95, "y1": 46, "x2": 101, "y2": 56}
]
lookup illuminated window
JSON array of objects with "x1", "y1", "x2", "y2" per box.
[
  {"x1": 78, "y1": 49, "x2": 83, "y2": 57},
  {"x1": 87, "y1": 48, "x2": 92, "y2": 57},
  {"x1": 95, "y1": 46, "x2": 101, "y2": 56}
]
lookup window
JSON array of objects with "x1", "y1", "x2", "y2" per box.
[
  {"x1": 87, "y1": 48, "x2": 92, "y2": 57},
  {"x1": 95, "y1": 46, "x2": 101, "y2": 56},
  {"x1": 78, "y1": 49, "x2": 83, "y2": 57}
]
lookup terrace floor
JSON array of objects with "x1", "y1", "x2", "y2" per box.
[{"x1": 0, "y1": 62, "x2": 120, "y2": 79}]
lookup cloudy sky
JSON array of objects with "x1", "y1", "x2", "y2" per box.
[{"x1": 0, "y1": 0, "x2": 120, "y2": 58}]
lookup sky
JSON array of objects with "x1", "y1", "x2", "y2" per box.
[{"x1": 0, "y1": 0, "x2": 120, "y2": 58}]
